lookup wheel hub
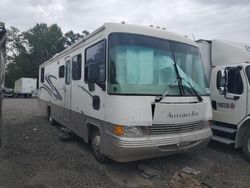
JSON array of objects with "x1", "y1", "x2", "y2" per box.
[
  {"x1": 93, "y1": 134, "x2": 101, "y2": 154},
  {"x1": 49, "y1": 115, "x2": 52, "y2": 123}
]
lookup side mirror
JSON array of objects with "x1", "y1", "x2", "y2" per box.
[
  {"x1": 87, "y1": 63, "x2": 106, "y2": 91},
  {"x1": 217, "y1": 69, "x2": 227, "y2": 95},
  {"x1": 219, "y1": 86, "x2": 225, "y2": 95}
]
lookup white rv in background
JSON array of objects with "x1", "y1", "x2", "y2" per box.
[
  {"x1": 14, "y1": 77, "x2": 37, "y2": 97},
  {"x1": 197, "y1": 39, "x2": 250, "y2": 160},
  {"x1": 39, "y1": 23, "x2": 212, "y2": 162}
]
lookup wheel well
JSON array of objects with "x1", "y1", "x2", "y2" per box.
[
  {"x1": 237, "y1": 119, "x2": 250, "y2": 147},
  {"x1": 47, "y1": 106, "x2": 51, "y2": 117},
  {"x1": 88, "y1": 124, "x2": 99, "y2": 142}
]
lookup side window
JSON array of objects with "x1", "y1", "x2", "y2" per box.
[
  {"x1": 72, "y1": 54, "x2": 82, "y2": 80},
  {"x1": 41, "y1": 67, "x2": 45, "y2": 83},
  {"x1": 245, "y1": 66, "x2": 250, "y2": 83},
  {"x1": 65, "y1": 60, "x2": 71, "y2": 85},
  {"x1": 59, "y1": 65, "x2": 65, "y2": 78},
  {"x1": 85, "y1": 40, "x2": 106, "y2": 82},
  {"x1": 227, "y1": 69, "x2": 243, "y2": 94},
  {"x1": 216, "y1": 71, "x2": 225, "y2": 90}
]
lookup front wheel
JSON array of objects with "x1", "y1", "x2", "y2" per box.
[
  {"x1": 91, "y1": 129, "x2": 107, "y2": 163},
  {"x1": 242, "y1": 130, "x2": 250, "y2": 161}
]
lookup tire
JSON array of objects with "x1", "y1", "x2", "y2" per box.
[
  {"x1": 91, "y1": 129, "x2": 107, "y2": 163},
  {"x1": 48, "y1": 108, "x2": 55, "y2": 125},
  {"x1": 242, "y1": 129, "x2": 250, "y2": 161}
]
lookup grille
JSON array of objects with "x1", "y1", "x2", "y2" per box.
[{"x1": 149, "y1": 121, "x2": 206, "y2": 135}]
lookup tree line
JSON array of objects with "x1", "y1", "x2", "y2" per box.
[{"x1": 5, "y1": 23, "x2": 89, "y2": 88}]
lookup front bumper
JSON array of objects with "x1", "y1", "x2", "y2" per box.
[{"x1": 103, "y1": 127, "x2": 212, "y2": 162}]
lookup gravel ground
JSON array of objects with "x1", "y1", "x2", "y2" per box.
[{"x1": 0, "y1": 98, "x2": 249, "y2": 188}]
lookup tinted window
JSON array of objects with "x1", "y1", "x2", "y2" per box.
[
  {"x1": 85, "y1": 40, "x2": 106, "y2": 82},
  {"x1": 216, "y1": 71, "x2": 225, "y2": 90},
  {"x1": 59, "y1": 65, "x2": 65, "y2": 78},
  {"x1": 65, "y1": 60, "x2": 71, "y2": 85},
  {"x1": 72, "y1": 54, "x2": 82, "y2": 80},
  {"x1": 41, "y1": 67, "x2": 44, "y2": 83},
  {"x1": 86, "y1": 41, "x2": 105, "y2": 65},
  {"x1": 227, "y1": 69, "x2": 243, "y2": 94},
  {"x1": 245, "y1": 66, "x2": 250, "y2": 83}
]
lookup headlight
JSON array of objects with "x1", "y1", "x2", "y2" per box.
[
  {"x1": 113, "y1": 125, "x2": 142, "y2": 136},
  {"x1": 124, "y1": 126, "x2": 142, "y2": 136}
]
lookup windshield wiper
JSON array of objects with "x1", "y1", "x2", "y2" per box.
[
  {"x1": 155, "y1": 87, "x2": 169, "y2": 102},
  {"x1": 154, "y1": 79, "x2": 179, "y2": 102},
  {"x1": 181, "y1": 78, "x2": 203, "y2": 102}
]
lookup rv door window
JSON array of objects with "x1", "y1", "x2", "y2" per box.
[
  {"x1": 72, "y1": 54, "x2": 82, "y2": 80},
  {"x1": 59, "y1": 65, "x2": 65, "y2": 78},
  {"x1": 226, "y1": 68, "x2": 243, "y2": 94},
  {"x1": 85, "y1": 40, "x2": 106, "y2": 82},
  {"x1": 41, "y1": 67, "x2": 45, "y2": 83},
  {"x1": 65, "y1": 60, "x2": 71, "y2": 85}
]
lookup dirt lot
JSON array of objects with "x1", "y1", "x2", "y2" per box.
[{"x1": 0, "y1": 98, "x2": 249, "y2": 188}]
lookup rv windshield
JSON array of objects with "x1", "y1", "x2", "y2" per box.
[
  {"x1": 172, "y1": 42, "x2": 209, "y2": 96},
  {"x1": 108, "y1": 33, "x2": 209, "y2": 96}
]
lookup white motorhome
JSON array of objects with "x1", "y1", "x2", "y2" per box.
[
  {"x1": 198, "y1": 39, "x2": 250, "y2": 160},
  {"x1": 14, "y1": 77, "x2": 37, "y2": 97},
  {"x1": 39, "y1": 23, "x2": 212, "y2": 162}
]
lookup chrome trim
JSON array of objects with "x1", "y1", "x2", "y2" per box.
[
  {"x1": 149, "y1": 121, "x2": 206, "y2": 135},
  {"x1": 104, "y1": 127, "x2": 212, "y2": 162},
  {"x1": 107, "y1": 127, "x2": 211, "y2": 148}
]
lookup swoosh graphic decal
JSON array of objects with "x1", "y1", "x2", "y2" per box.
[
  {"x1": 40, "y1": 85, "x2": 53, "y2": 96},
  {"x1": 40, "y1": 73, "x2": 62, "y2": 100}
]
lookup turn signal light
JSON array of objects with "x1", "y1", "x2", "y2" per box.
[{"x1": 114, "y1": 125, "x2": 124, "y2": 136}]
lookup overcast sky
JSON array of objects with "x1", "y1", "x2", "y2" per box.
[{"x1": 1, "y1": 0, "x2": 250, "y2": 43}]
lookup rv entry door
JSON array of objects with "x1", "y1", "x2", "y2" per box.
[{"x1": 64, "y1": 59, "x2": 72, "y2": 122}]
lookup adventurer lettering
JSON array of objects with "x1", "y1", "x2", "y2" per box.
[{"x1": 167, "y1": 111, "x2": 199, "y2": 119}]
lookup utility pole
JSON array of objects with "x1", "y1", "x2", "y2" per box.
[{"x1": 0, "y1": 22, "x2": 7, "y2": 147}]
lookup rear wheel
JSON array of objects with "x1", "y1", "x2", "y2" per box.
[
  {"x1": 48, "y1": 108, "x2": 55, "y2": 125},
  {"x1": 242, "y1": 130, "x2": 250, "y2": 161},
  {"x1": 91, "y1": 129, "x2": 107, "y2": 163}
]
